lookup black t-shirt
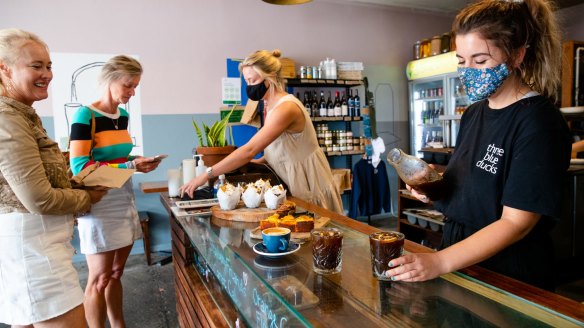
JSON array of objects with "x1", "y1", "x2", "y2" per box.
[{"x1": 435, "y1": 95, "x2": 571, "y2": 230}]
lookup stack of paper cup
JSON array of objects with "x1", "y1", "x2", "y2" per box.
[
  {"x1": 167, "y1": 169, "x2": 181, "y2": 197},
  {"x1": 182, "y1": 159, "x2": 196, "y2": 185}
]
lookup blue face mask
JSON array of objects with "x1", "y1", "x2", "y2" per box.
[{"x1": 457, "y1": 63, "x2": 510, "y2": 102}]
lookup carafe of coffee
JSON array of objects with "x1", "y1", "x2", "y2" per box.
[{"x1": 387, "y1": 148, "x2": 444, "y2": 198}]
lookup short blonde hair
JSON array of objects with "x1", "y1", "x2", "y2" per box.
[
  {"x1": 239, "y1": 49, "x2": 285, "y2": 94},
  {"x1": 99, "y1": 55, "x2": 143, "y2": 88},
  {"x1": 0, "y1": 28, "x2": 48, "y2": 95}
]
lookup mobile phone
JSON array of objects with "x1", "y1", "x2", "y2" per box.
[{"x1": 152, "y1": 154, "x2": 168, "y2": 161}]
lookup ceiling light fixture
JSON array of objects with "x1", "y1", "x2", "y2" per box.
[{"x1": 262, "y1": 0, "x2": 312, "y2": 5}]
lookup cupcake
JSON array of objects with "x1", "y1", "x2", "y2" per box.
[
  {"x1": 264, "y1": 184, "x2": 286, "y2": 210},
  {"x1": 217, "y1": 183, "x2": 241, "y2": 210},
  {"x1": 254, "y1": 178, "x2": 271, "y2": 194},
  {"x1": 241, "y1": 183, "x2": 263, "y2": 208}
]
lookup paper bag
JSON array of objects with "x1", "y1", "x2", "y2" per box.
[
  {"x1": 240, "y1": 100, "x2": 260, "y2": 128},
  {"x1": 72, "y1": 164, "x2": 135, "y2": 189}
]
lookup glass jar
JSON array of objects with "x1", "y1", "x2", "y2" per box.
[
  {"x1": 325, "y1": 137, "x2": 333, "y2": 146},
  {"x1": 413, "y1": 40, "x2": 421, "y2": 60},
  {"x1": 440, "y1": 33, "x2": 451, "y2": 53},
  {"x1": 420, "y1": 39, "x2": 431, "y2": 58},
  {"x1": 430, "y1": 35, "x2": 441, "y2": 56}
]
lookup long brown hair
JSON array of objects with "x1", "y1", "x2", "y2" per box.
[{"x1": 452, "y1": 0, "x2": 561, "y2": 99}]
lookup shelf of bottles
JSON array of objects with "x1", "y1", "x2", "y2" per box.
[
  {"x1": 285, "y1": 78, "x2": 363, "y2": 87},
  {"x1": 416, "y1": 87, "x2": 445, "y2": 148}
]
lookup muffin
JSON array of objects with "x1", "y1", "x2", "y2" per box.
[
  {"x1": 264, "y1": 184, "x2": 286, "y2": 210},
  {"x1": 241, "y1": 183, "x2": 263, "y2": 208},
  {"x1": 217, "y1": 183, "x2": 241, "y2": 210}
]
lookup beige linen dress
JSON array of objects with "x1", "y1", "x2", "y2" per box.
[
  {"x1": 0, "y1": 96, "x2": 91, "y2": 325},
  {"x1": 263, "y1": 94, "x2": 343, "y2": 214}
]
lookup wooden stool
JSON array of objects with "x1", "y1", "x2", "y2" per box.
[{"x1": 138, "y1": 211, "x2": 152, "y2": 266}]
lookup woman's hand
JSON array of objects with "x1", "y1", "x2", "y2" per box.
[
  {"x1": 384, "y1": 252, "x2": 447, "y2": 282},
  {"x1": 179, "y1": 174, "x2": 209, "y2": 198},
  {"x1": 133, "y1": 156, "x2": 161, "y2": 173},
  {"x1": 86, "y1": 189, "x2": 108, "y2": 204},
  {"x1": 406, "y1": 184, "x2": 430, "y2": 203}
]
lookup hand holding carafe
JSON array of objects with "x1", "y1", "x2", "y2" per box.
[{"x1": 386, "y1": 148, "x2": 444, "y2": 202}]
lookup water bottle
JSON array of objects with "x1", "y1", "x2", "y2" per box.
[{"x1": 213, "y1": 174, "x2": 227, "y2": 198}]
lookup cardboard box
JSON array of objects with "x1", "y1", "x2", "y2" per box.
[{"x1": 280, "y1": 58, "x2": 297, "y2": 78}]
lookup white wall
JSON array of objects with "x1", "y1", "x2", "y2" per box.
[{"x1": 1, "y1": 0, "x2": 452, "y2": 117}]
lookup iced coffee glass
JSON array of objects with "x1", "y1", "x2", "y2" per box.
[
  {"x1": 311, "y1": 228, "x2": 343, "y2": 274},
  {"x1": 369, "y1": 231, "x2": 405, "y2": 280}
]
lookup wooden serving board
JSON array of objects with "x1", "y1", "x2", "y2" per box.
[
  {"x1": 249, "y1": 217, "x2": 331, "y2": 242},
  {"x1": 211, "y1": 203, "x2": 276, "y2": 222}
]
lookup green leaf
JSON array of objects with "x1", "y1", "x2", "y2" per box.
[
  {"x1": 192, "y1": 107, "x2": 235, "y2": 147},
  {"x1": 192, "y1": 119, "x2": 204, "y2": 147}
]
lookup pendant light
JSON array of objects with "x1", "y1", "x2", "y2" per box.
[{"x1": 262, "y1": 0, "x2": 312, "y2": 4}]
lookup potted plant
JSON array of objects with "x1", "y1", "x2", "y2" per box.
[{"x1": 192, "y1": 108, "x2": 237, "y2": 167}]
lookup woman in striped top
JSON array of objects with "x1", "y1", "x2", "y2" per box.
[{"x1": 69, "y1": 55, "x2": 160, "y2": 327}]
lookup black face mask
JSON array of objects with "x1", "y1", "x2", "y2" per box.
[{"x1": 246, "y1": 81, "x2": 269, "y2": 101}]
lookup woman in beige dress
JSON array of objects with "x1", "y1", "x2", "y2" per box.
[{"x1": 180, "y1": 49, "x2": 342, "y2": 213}]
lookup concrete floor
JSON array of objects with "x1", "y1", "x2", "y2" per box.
[{"x1": 0, "y1": 253, "x2": 177, "y2": 328}]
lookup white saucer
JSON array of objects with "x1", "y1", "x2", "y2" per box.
[{"x1": 253, "y1": 242, "x2": 300, "y2": 257}]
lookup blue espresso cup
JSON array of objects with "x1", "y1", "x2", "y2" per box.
[{"x1": 262, "y1": 227, "x2": 291, "y2": 253}]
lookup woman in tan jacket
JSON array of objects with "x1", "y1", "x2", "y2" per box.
[{"x1": 0, "y1": 28, "x2": 105, "y2": 327}]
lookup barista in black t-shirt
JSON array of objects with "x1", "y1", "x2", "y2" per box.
[{"x1": 385, "y1": 0, "x2": 571, "y2": 290}]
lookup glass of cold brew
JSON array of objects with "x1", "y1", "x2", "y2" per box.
[
  {"x1": 311, "y1": 228, "x2": 343, "y2": 274},
  {"x1": 369, "y1": 231, "x2": 405, "y2": 280}
]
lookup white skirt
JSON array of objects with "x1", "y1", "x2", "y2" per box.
[
  {"x1": 0, "y1": 212, "x2": 84, "y2": 325},
  {"x1": 77, "y1": 179, "x2": 142, "y2": 254}
]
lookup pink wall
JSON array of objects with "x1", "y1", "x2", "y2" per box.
[{"x1": 1, "y1": 0, "x2": 452, "y2": 116}]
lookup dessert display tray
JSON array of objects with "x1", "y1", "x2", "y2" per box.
[{"x1": 210, "y1": 202, "x2": 277, "y2": 222}]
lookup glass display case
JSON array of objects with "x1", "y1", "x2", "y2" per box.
[{"x1": 162, "y1": 194, "x2": 584, "y2": 327}]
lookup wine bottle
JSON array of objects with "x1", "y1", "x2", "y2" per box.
[
  {"x1": 319, "y1": 91, "x2": 327, "y2": 117},
  {"x1": 354, "y1": 89, "x2": 361, "y2": 117},
  {"x1": 311, "y1": 90, "x2": 319, "y2": 117},
  {"x1": 333, "y1": 91, "x2": 342, "y2": 117},
  {"x1": 341, "y1": 92, "x2": 348, "y2": 117},
  {"x1": 348, "y1": 89, "x2": 355, "y2": 117},
  {"x1": 327, "y1": 91, "x2": 334, "y2": 117},
  {"x1": 303, "y1": 91, "x2": 311, "y2": 116}
]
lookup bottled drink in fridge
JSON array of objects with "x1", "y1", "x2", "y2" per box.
[{"x1": 386, "y1": 148, "x2": 443, "y2": 198}]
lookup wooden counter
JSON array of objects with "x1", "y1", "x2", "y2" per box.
[{"x1": 160, "y1": 194, "x2": 584, "y2": 327}]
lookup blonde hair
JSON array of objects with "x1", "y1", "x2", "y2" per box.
[
  {"x1": 0, "y1": 28, "x2": 48, "y2": 95},
  {"x1": 452, "y1": 0, "x2": 561, "y2": 99},
  {"x1": 99, "y1": 55, "x2": 143, "y2": 88},
  {"x1": 239, "y1": 49, "x2": 285, "y2": 94}
]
